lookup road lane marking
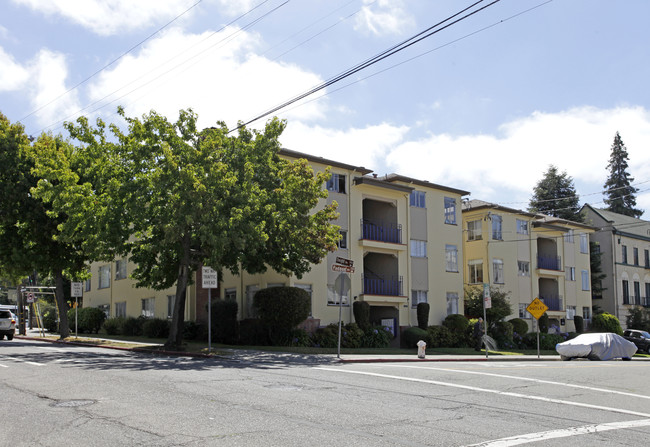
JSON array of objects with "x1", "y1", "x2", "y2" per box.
[
  {"x1": 384, "y1": 364, "x2": 650, "y2": 401},
  {"x1": 465, "y1": 418, "x2": 650, "y2": 446},
  {"x1": 316, "y1": 367, "x2": 650, "y2": 418},
  {"x1": 0, "y1": 355, "x2": 45, "y2": 366}
]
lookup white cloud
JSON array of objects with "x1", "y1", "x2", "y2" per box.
[
  {"x1": 354, "y1": 0, "x2": 414, "y2": 36},
  {"x1": 87, "y1": 27, "x2": 325, "y2": 130},
  {"x1": 11, "y1": 0, "x2": 195, "y2": 35},
  {"x1": 0, "y1": 46, "x2": 29, "y2": 91},
  {"x1": 385, "y1": 106, "x2": 650, "y2": 217},
  {"x1": 214, "y1": 0, "x2": 258, "y2": 17}
]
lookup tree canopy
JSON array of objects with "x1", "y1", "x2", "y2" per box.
[
  {"x1": 603, "y1": 132, "x2": 643, "y2": 218},
  {"x1": 464, "y1": 286, "x2": 513, "y2": 322},
  {"x1": 33, "y1": 108, "x2": 340, "y2": 349},
  {"x1": 528, "y1": 165, "x2": 583, "y2": 222}
]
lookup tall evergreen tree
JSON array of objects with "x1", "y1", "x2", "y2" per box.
[
  {"x1": 528, "y1": 165, "x2": 582, "y2": 222},
  {"x1": 603, "y1": 132, "x2": 643, "y2": 218}
]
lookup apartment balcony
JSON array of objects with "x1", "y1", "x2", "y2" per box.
[
  {"x1": 537, "y1": 255, "x2": 562, "y2": 271},
  {"x1": 361, "y1": 219, "x2": 402, "y2": 244},
  {"x1": 363, "y1": 274, "x2": 403, "y2": 297},
  {"x1": 540, "y1": 294, "x2": 563, "y2": 311}
]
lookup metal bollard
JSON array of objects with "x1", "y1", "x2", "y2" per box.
[{"x1": 417, "y1": 340, "x2": 426, "y2": 359}]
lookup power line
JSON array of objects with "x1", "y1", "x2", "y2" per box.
[{"x1": 20, "y1": 0, "x2": 205, "y2": 124}]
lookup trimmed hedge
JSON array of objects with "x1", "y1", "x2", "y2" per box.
[
  {"x1": 403, "y1": 327, "x2": 429, "y2": 348},
  {"x1": 67, "y1": 307, "x2": 106, "y2": 334},
  {"x1": 253, "y1": 286, "x2": 310, "y2": 343},
  {"x1": 508, "y1": 318, "x2": 529, "y2": 337},
  {"x1": 416, "y1": 302, "x2": 430, "y2": 329},
  {"x1": 591, "y1": 312, "x2": 623, "y2": 335},
  {"x1": 142, "y1": 318, "x2": 170, "y2": 338},
  {"x1": 573, "y1": 315, "x2": 584, "y2": 333},
  {"x1": 211, "y1": 299, "x2": 239, "y2": 344},
  {"x1": 353, "y1": 301, "x2": 370, "y2": 330}
]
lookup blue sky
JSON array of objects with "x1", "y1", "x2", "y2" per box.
[{"x1": 2, "y1": 0, "x2": 650, "y2": 218}]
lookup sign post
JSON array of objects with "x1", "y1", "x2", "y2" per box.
[
  {"x1": 333, "y1": 257, "x2": 354, "y2": 359},
  {"x1": 526, "y1": 297, "x2": 549, "y2": 359},
  {"x1": 202, "y1": 266, "x2": 218, "y2": 353},
  {"x1": 71, "y1": 282, "x2": 83, "y2": 338},
  {"x1": 483, "y1": 283, "x2": 491, "y2": 359}
]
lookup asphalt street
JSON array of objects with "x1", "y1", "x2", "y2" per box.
[{"x1": 2, "y1": 337, "x2": 650, "y2": 446}]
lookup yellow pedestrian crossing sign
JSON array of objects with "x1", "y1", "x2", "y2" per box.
[{"x1": 526, "y1": 298, "x2": 548, "y2": 320}]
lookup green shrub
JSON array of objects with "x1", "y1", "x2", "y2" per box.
[
  {"x1": 573, "y1": 315, "x2": 584, "y2": 333},
  {"x1": 591, "y1": 312, "x2": 623, "y2": 335},
  {"x1": 491, "y1": 320, "x2": 514, "y2": 350},
  {"x1": 288, "y1": 329, "x2": 312, "y2": 347},
  {"x1": 417, "y1": 302, "x2": 430, "y2": 329},
  {"x1": 442, "y1": 314, "x2": 470, "y2": 347},
  {"x1": 182, "y1": 321, "x2": 201, "y2": 341},
  {"x1": 67, "y1": 307, "x2": 106, "y2": 334},
  {"x1": 238, "y1": 319, "x2": 269, "y2": 346},
  {"x1": 538, "y1": 313, "x2": 549, "y2": 333},
  {"x1": 312, "y1": 323, "x2": 339, "y2": 348},
  {"x1": 142, "y1": 318, "x2": 170, "y2": 338},
  {"x1": 211, "y1": 299, "x2": 239, "y2": 344},
  {"x1": 403, "y1": 327, "x2": 429, "y2": 348},
  {"x1": 341, "y1": 323, "x2": 364, "y2": 348},
  {"x1": 522, "y1": 332, "x2": 566, "y2": 350},
  {"x1": 508, "y1": 318, "x2": 529, "y2": 337},
  {"x1": 362, "y1": 325, "x2": 392, "y2": 348},
  {"x1": 122, "y1": 316, "x2": 145, "y2": 336},
  {"x1": 254, "y1": 286, "x2": 310, "y2": 344},
  {"x1": 353, "y1": 301, "x2": 370, "y2": 330},
  {"x1": 42, "y1": 308, "x2": 60, "y2": 333},
  {"x1": 426, "y1": 325, "x2": 455, "y2": 348},
  {"x1": 103, "y1": 317, "x2": 124, "y2": 335}
]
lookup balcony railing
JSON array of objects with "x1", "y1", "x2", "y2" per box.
[
  {"x1": 363, "y1": 275, "x2": 403, "y2": 296},
  {"x1": 537, "y1": 255, "x2": 562, "y2": 271},
  {"x1": 540, "y1": 294, "x2": 563, "y2": 311},
  {"x1": 361, "y1": 219, "x2": 402, "y2": 244}
]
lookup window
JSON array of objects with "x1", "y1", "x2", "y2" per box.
[
  {"x1": 412, "y1": 290, "x2": 427, "y2": 308},
  {"x1": 646, "y1": 283, "x2": 650, "y2": 306},
  {"x1": 580, "y1": 234, "x2": 589, "y2": 254},
  {"x1": 582, "y1": 306, "x2": 591, "y2": 320},
  {"x1": 468, "y1": 260, "x2": 483, "y2": 284},
  {"x1": 564, "y1": 229, "x2": 574, "y2": 243},
  {"x1": 491, "y1": 215, "x2": 502, "y2": 240},
  {"x1": 115, "y1": 258, "x2": 127, "y2": 280},
  {"x1": 581, "y1": 270, "x2": 589, "y2": 291},
  {"x1": 411, "y1": 239, "x2": 427, "y2": 257},
  {"x1": 493, "y1": 259, "x2": 504, "y2": 284},
  {"x1": 84, "y1": 277, "x2": 91, "y2": 292},
  {"x1": 444, "y1": 197, "x2": 456, "y2": 224},
  {"x1": 446, "y1": 292, "x2": 459, "y2": 315},
  {"x1": 246, "y1": 285, "x2": 260, "y2": 317},
  {"x1": 622, "y1": 245, "x2": 628, "y2": 264},
  {"x1": 622, "y1": 279, "x2": 630, "y2": 304},
  {"x1": 115, "y1": 302, "x2": 126, "y2": 318},
  {"x1": 445, "y1": 244, "x2": 458, "y2": 272},
  {"x1": 519, "y1": 303, "x2": 531, "y2": 319},
  {"x1": 633, "y1": 247, "x2": 639, "y2": 266},
  {"x1": 517, "y1": 261, "x2": 530, "y2": 277},
  {"x1": 516, "y1": 219, "x2": 529, "y2": 235},
  {"x1": 565, "y1": 266, "x2": 575, "y2": 281},
  {"x1": 645, "y1": 249, "x2": 650, "y2": 268},
  {"x1": 467, "y1": 220, "x2": 482, "y2": 241},
  {"x1": 98, "y1": 304, "x2": 110, "y2": 318},
  {"x1": 338, "y1": 230, "x2": 347, "y2": 249},
  {"x1": 141, "y1": 298, "x2": 154, "y2": 318},
  {"x1": 98, "y1": 265, "x2": 111, "y2": 289},
  {"x1": 634, "y1": 281, "x2": 641, "y2": 305},
  {"x1": 326, "y1": 173, "x2": 346, "y2": 193},
  {"x1": 410, "y1": 190, "x2": 425, "y2": 208},
  {"x1": 224, "y1": 288, "x2": 236, "y2": 301},
  {"x1": 167, "y1": 295, "x2": 175, "y2": 319},
  {"x1": 566, "y1": 305, "x2": 576, "y2": 320},
  {"x1": 294, "y1": 284, "x2": 313, "y2": 316}
]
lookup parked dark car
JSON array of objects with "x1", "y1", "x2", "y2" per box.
[
  {"x1": 623, "y1": 329, "x2": 650, "y2": 354},
  {"x1": 0, "y1": 310, "x2": 16, "y2": 340}
]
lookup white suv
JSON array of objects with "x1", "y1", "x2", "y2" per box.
[{"x1": 0, "y1": 310, "x2": 16, "y2": 340}]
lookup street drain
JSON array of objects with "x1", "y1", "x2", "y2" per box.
[{"x1": 51, "y1": 399, "x2": 96, "y2": 408}]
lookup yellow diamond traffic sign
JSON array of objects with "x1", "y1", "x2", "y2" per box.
[{"x1": 526, "y1": 297, "x2": 549, "y2": 320}]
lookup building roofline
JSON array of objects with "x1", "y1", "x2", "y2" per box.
[
  {"x1": 353, "y1": 176, "x2": 413, "y2": 193},
  {"x1": 279, "y1": 148, "x2": 373, "y2": 175},
  {"x1": 382, "y1": 174, "x2": 470, "y2": 196}
]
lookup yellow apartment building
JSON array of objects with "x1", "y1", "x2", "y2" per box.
[{"x1": 462, "y1": 200, "x2": 595, "y2": 333}]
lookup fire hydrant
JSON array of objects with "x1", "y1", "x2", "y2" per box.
[{"x1": 417, "y1": 340, "x2": 426, "y2": 359}]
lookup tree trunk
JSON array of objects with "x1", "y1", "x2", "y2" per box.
[
  {"x1": 165, "y1": 236, "x2": 192, "y2": 350},
  {"x1": 54, "y1": 269, "x2": 70, "y2": 339}
]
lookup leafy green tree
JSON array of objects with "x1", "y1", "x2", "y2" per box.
[
  {"x1": 603, "y1": 132, "x2": 643, "y2": 218},
  {"x1": 0, "y1": 113, "x2": 88, "y2": 338},
  {"x1": 464, "y1": 286, "x2": 513, "y2": 323},
  {"x1": 529, "y1": 165, "x2": 582, "y2": 222},
  {"x1": 589, "y1": 241, "x2": 606, "y2": 299},
  {"x1": 34, "y1": 108, "x2": 340, "y2": 349}
]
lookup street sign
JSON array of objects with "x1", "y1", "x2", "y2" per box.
[
  {"x1": 526, "y1": 297, "x2": 549, "y2": 320},
  {"x1": 335, "y1": 256, "x2": 353, "y2": 267},
  {"x1": 483, "y1": 283, "x2": 491, "y2": 309},
  {"x1": 332, "y1": 264, "x2": 355, "y2": 273},
  {"x1": 202, "y1": 266, "x2": 218, "y2": 289},
  {"x1": 25, "y1": 293, "x2": 34, "y2": 303},
  {"x1": 71, "y1": 282, "x2": 83, "y2": 297}
]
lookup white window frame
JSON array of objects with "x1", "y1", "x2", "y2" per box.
[
  {"x1": 519, "y1": 303, "x2": 531, "y2": 319},
  {"x1": 565, "y1": 229, "x2": 574, "y2": 243},
  {"x1": 517, "y1": 260, "x2": 530, "y2": 277},
  {"x1": 115, "y1": 301, "x2": 126, "y2": 318},
  {"x1": 468, "y1": 259, "x2": 483, "y2": 284},
  {"x1": 582, "y1": 306, "x2": 591, "y2": 320},
  {"x1": 338, "y1": 230, "x2": 347, "y2": 249},
  {"x1": 141, "y1": 297, "x2": 154, "y2": 318},
  {"x1": 326, "y1": 173, "x2": 346, "y2": 194},
  {"x1": 224, "y1": 288, "x2": 237, "y2": 301},
  {"x1": 581, "y1": 270, "x2": 589, "y2": 291},
  {"x1": 445, "y1": 244, "x2": 458, "y2": 272},
  {"x1": 167, "y1": 295, "x2": 175, "y2": 319},
  {"x1": 446, "y1": 292, "x2": 459, "y2": 315},
  {"x1": 566, "y1": 305, "x2": 576, "y2": 320},
  {"x1": 467, "y1": 220, "x2": 482, "y2": 241},
  {"x1": 493, "y1": 259, "x2": 504, "y2": 284},
  {"x1": 566, "y1": 266, "x2": 575, "y2": 281},
  {"x1": 516, "y1": 219, "x2": 529, "y2": 235},
  {"x1": 410, "y1": 239, "x2": 427, "y2": 258},
  {"x1": 444, "y1": 197, "x2": 456, "y2": 224},
  {"x1": 410, "y1": 190, "x2": 425, "y2": 208},
  {"x1": 491, "y1": 215, "x2": 502, "y2": 240},
  {"x1": 412, "y1": 290, "x2": 428, "y2": 308},
  {"x1": 98, "y1": 265, "x2": 111, "y2": 289},
  {"x1": 115, "y1": 258, "x2": 127, "y2": 280},
  {"x1": 580, "y1": 234, "x2": 589, "y2": 253}
]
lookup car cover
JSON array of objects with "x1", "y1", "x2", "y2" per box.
[{"x1": 556, "y1": 333, "x2": 638, "y2": 360}]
